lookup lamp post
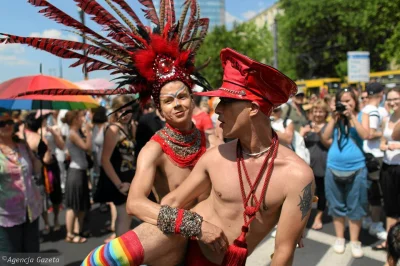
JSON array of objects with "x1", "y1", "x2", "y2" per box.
[{"x1": 78, "y1": 7, "x2": 88, "y2": 80}]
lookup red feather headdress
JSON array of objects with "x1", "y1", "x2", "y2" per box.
[{"x1": 0, "y1": 0, "x2": 211, "y2": 108}]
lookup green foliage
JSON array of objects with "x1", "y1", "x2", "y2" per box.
[
  {"x1": 196, "y1": 22, "x2": 273, "y2": 89},
  {"x1": 277, "y1": 0, "x2": 400, "y2": 80}
]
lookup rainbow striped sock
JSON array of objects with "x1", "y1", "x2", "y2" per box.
[{"x1": 81, "y1": 230, "x2": 144, "y2": 266}]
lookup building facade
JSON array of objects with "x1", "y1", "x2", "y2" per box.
[
  {"x1": 248, "y1": 3, "x2": 282, "y2": 32},
  {"x1": 153, "y1": 0, "x2": 225, "y2": 29}
]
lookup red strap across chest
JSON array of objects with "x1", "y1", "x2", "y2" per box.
[{"x1": 236, "y1": 132, "x2": 279, "y2": 227}]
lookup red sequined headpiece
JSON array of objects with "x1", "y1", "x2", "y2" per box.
[{"x1": 1, "y1": 0, "x2": 212, "y2": 108}]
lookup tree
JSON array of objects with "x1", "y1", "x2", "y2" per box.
[
  {"x1": 277, "y1": 0, "x2": 400, "y2": 80},
  {"x1": 196, "y1": 22, "x2": 273, "y2": 89}
]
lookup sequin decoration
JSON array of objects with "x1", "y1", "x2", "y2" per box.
[{"x1": 151, "y1": 123, "x2": 206, "y2": 168}]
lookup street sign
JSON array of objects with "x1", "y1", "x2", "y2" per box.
[{"x1": 347, "y1": 51, "x2": 370, "y2": 82}]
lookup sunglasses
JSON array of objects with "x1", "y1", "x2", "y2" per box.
[
  {"x1": 219, "y1": 98, "x2": 242, "y2": 104},
  {"x1": 0, "y1": 119, "x2": 14, "y2": 128}
]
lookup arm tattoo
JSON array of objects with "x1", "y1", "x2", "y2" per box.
[{"x1": 298, "y1": 181, "x2": 313, "y2": 220}]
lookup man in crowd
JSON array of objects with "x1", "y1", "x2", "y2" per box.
[
  {"x1": 192, "y1": 95, "x2": 214, "y2": 134},
  {"x1": 361, "y1": 82, "x2": 388, "y2": 241},
  {"x1": 83, "y1": 48, "x2": 314, "y2": 266},
  {"x1": 281, "y1": 88, "x2": 308, "y2": 132}
]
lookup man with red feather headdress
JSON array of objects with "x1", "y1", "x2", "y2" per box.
[{"x1": 2, "y1": 1, "x2": 315, "y2": 265}]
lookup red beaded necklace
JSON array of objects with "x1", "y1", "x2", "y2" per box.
[{"x1": 222, "y1": 131, "x2": 279, "y2": 266}]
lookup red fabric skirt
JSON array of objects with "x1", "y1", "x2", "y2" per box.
[{"x1": 185, "y1": 240, "x2": 220, "y2": 266}]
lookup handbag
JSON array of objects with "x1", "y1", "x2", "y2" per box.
[
  {"x1": 348, "y1": 135, "x2": 380, "y2": 173},
  {"x1": 331, "y1": 169, "x2": 358, "y2": 184}
]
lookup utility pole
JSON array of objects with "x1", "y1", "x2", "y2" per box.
[
  {"x1": 273, "y1": 18, "x2": 278, "y2": 69},
  {"x1": 59, "y1": 59, "x2": 63, "y2": 78},
  {"x1": 78, "y1": 8, "x2": 89, "y2": 80}
]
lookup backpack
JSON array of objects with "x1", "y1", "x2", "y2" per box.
[{"x1": 283, "y1": 104, "x2": 311, "y2": 165}]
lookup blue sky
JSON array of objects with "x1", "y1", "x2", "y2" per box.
[{"x1": 0, "y1": 0, "x2": 276, "y2": 83}]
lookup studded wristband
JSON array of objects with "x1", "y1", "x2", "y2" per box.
[{"x1": 157, "y1": 205, "x2": 203, "y2": 238}]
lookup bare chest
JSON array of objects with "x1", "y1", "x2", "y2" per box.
[
  {"x1": 153, "y1": 154, "x2": 192, "y2": 200},
  {"x1": 209, "y1": 158, "x2": 286, "y2": 216}
]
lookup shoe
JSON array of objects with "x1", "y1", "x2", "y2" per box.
[
  {"x1": 333, "y1": 238, "x2": 345, "y2": 254},
  {"x1": 369, "y1": 222, "x2": 387, "y2": 240},
  {"x1": 362, "y1": 216, "x2": 372, "y2": 230},
  {"x1": 350, "y1": 241, "x2": 363, "y2": 258}
]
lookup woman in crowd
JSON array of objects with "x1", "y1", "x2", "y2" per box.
[
  {"x1": 100, "y1": 95, "x2": 136, "y2": 237},
  {"x1": 63, "y1": 110, "x2": 92, "y2": 244},
  {"x1": 91, "y1": 106, "x2": 117, "y2": 243},
  {"x1": 0, "y1": 112, "x2": 42, "y2": 252},
  {"x1": 300, "y1": 100, "x2": 330, "y2": 230},
  {"x1": 321, "y1": 88, "x2": 370, "y2": 258},
  {"x1": 270, "y1": 105, "x2": 294, "y2": 146},
  {"x1": 24, "y1": 113, "x2": 63, "y2": 235},
  {"x1": 376, "y1": 87, "x2": 400, "y2": 251}
]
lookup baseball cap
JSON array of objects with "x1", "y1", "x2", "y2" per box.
[{"x1": 366, "y1": 82, "x2": 384, "y2": 95}]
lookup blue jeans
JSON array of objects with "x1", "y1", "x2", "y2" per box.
[{"x1": 324, "y1": 167, "x2": 368, "y2": 220}]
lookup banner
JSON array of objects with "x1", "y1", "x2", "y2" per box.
[{"x1": 347, "y1": 51, "x2": 370, "y2": 82}]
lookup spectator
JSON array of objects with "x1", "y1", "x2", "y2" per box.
[
  {"x1": 375, "y1": 87, "x2": 400, "y2": 251},
  {"x1": 282, "y1": 88, "x2": 308, "y2": 132},
  {"x1": 271, "y1": 106, "x2": 294, "y2": 147},
  {"x1": 192, "y1": 95, "x2": 214, "y2": 134},
  {"x1": 0, "y1": 112, "x2": 42, "y2": 252},
  {"x1": 63, "y1": 111, "x2": 92, "y2": 244},
  {"x1": 24, "y1": 113, "x2": 63, "y2": 235},
  {"x1": 321, "y1": 88, "x2": 370, "y2": 258},
  {"x1": 360, "y1": 90, "x2": 369, "y2": 110},
  {"x1": 386, "y1": 222, "x2": 400, "y2": 266},
  {"x1": 135, "y1": 101, "x2": 165, "y2": 156},
  {"x1": 300, "y1": 100, "x2": 330, "y2": 230},
  {"x1": 100, "y1": 95, "x2": 137, "y2": 237},
  {"x1": 361, "y1": 82, "x2": 387, "y2": 241}
]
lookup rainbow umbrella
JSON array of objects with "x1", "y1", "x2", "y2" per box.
[{"x1": 0, "y1": 75, "x2": 99, "y2": 110}]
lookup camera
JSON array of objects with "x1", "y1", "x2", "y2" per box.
[{"x1": 335, "y1": 101, "x2": 347, "y2": 113}]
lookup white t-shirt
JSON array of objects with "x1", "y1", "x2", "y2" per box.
[
  {"x1": 271, "y1": 118, "x2": 292, "y2": 133},
  {"x1": 362, "y1": 105, "x2": 386, "y2": 157}
]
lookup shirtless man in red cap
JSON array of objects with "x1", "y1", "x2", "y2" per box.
[{"x1": 83, "y1": 48, "x2": 314, "y2": 266}]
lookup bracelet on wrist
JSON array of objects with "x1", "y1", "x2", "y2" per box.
[{"x1": 157, "y1": 205, "x2": 203, "y2": 238}]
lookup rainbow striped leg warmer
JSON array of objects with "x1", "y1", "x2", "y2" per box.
[{"x1": 82, "y1": 230, "x2": 144, "y2": 266}]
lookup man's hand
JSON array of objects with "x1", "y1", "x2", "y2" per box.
[{"x1": 199, "y1": 221, "x2": 229, "y2": 253}]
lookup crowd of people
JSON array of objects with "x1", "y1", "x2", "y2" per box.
[{"x1": 1, "y1": 78, "x2": 400, "y2": 265}]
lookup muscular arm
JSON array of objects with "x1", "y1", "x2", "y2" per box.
[
  {"x1": 126, "y1": 141, "x2": 164, "y2": 224},
  {"x1": 272, "y1": 164, "x2": 314, "y2": 266}
]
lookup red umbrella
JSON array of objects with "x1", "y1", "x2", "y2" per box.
[{"x1": 0, "y1": 75, "x2": 99, "y2": 109}]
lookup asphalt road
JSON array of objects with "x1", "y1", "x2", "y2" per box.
[{"x1": 38, "y1": 204, "x2": 387, "y2": 266}]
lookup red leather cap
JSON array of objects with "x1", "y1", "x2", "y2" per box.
[{"x1": 196, "y1": 48, "x2": 297, "y2": 115}]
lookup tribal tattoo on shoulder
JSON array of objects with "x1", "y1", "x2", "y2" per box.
[{"x1": 298, "y1": 181, "x2": 313, "y2": 220}]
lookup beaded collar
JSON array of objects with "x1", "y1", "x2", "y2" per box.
[{"x1": 151, "y1": 123, "x2": 206, "y2": 169}]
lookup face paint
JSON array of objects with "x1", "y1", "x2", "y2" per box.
[{"x1": 159, "y1": 85, "x2": 187, "y2": 107}]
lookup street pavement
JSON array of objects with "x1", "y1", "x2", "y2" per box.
[{"x1": 39, "y1": 204, "x2": 387, "y2": 266}]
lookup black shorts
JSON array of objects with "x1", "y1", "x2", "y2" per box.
[{"x1": 380, "y1": 163, "x2": 400, "y2": 218}]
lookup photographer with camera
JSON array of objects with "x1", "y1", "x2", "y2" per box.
[{"x1": 321, "y1": 88, "x2": 370, "y2": 258}]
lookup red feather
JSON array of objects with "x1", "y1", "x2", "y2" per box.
[
  {"x1": 182, "y1": 0, "x2": 198, "y2": 43},
  {"x1": 28, "y1": 0, "x2": 115, "y2": 47},
  {"x1": 110, "y1": 0, "x2": 144, "y2": 27},
  {"x1": 73, "y1": 0, "x2": 131, "y2": 42},
  {"x1": 15, "y1": 88, "x2": 131, "y2": 97},
  {"x1": 0, "y1": 34, "x2": 126, "y2": 62},
  {"x1": 139, "y1": 0, "x2": 160, "y2": 25}
]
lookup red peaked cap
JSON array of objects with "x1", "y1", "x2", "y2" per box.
[{"x1": 196, "y1": 48, "x2": 297, "y2": 116}]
